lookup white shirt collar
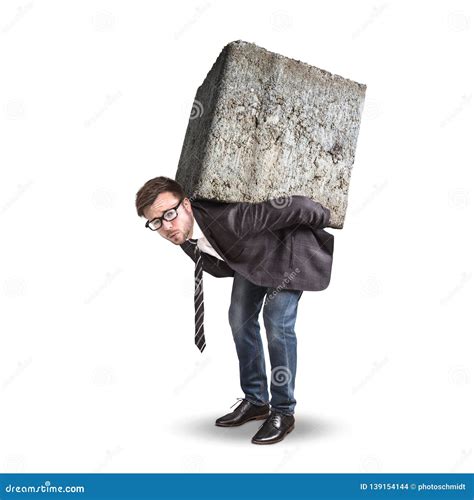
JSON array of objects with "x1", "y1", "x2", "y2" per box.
[{"x1": 189, "y1": 216, "x2": 204, "y2": 240}]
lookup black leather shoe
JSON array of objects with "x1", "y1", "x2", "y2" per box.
[
  {"x1": 215, "y1": 398, "x2": 270, "y2": 427},
  {"x1": 251, "y1": 410, "x2": 295, "y2": 444}
]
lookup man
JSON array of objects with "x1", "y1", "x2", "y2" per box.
[{"x1": 135, "y1": 176, "x2": 333, "y2": 444}]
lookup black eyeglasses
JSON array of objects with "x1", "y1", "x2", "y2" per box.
[{"x1": 145, "y1": 198, "x2": 184, "y2": 231}]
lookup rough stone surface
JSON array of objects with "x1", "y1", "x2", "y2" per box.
[{"x1": 175, "y1": 40, "x2": 367, "y2": 229}]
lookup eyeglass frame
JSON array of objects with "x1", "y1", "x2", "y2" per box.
[{"x1": 145, "y1": 197, "x2": 184, "y2": 231}]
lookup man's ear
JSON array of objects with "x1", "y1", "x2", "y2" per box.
[{"x1": 183, "y1": 197, "x2": 192, "y2": 211}]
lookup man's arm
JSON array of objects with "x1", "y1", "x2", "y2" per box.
[{"x1": 230, "y1": 195, "x2": 331, "y2": 239}]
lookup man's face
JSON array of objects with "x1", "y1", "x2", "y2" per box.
[{"x1": 143, "y1": 191, "x2": 194, "y2": 245}]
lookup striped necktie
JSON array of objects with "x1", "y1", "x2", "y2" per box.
[{"x1": 189, "y1": 238, "x2": 205, "y2": 352}]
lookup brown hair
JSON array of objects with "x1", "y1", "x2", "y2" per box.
[{"x1": 135, "y1": 176, "x2": 185, "y2": 217}]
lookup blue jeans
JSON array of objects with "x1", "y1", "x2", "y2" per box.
[{"x1": 228, "y1": 272, "x2": 304, "y2": 416}]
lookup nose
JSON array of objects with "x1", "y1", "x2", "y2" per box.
[{"x1": 162, "y1": 220, "x2": 174, "y2": 231}]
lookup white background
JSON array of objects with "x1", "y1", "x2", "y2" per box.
[{"x1": 0, "y1": 0, "x2": 472, "y2": 473}]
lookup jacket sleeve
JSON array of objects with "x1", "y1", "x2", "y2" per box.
[{"x1": 230, "y1": 195, "x2": 331, "y2": 238}]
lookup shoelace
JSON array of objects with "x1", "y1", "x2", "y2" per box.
[
  {"x1": 255, "y1": 411, "x2": 282, "y2": 431},
  {"x1": 270, "y1": 412, "x2": 281, "y2": 426},
  {"x1": 229, "y1": 397, "x2": 245, "y2": 410}
]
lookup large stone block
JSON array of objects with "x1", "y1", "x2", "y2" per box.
[{"x1": 175, "y1": 40, "x2": 366, "y2": 228}]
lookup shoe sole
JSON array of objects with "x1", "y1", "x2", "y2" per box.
[
  {"x1": 215, "y1": 412, "x2": 270, "y2": 427},
  {"x1": 251, "y1": 423, "x2": 295, "y2": 445}
]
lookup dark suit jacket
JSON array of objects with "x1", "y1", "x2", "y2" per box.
[{"x1": 179, "y1": 195, "x2": 334, "y2": 291}]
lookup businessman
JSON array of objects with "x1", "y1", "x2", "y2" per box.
[{"x1": 135, "y1": 176, "x2": 333, "y2": 444}]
